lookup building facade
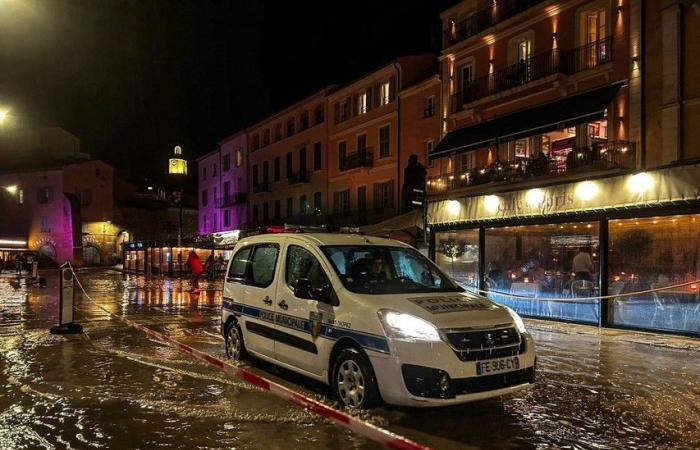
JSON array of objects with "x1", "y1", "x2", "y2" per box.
[
  {"x1": 427, "y1": 0, "x2": 700, "y2": 336},
  {"x1": 196, "y1": 132, "x2": 248, "y2": 235},
  {"x1": 247, "y1": 88, "x2": 331, "y2": 226},
  {"x1": 327, "y1": 55, "x2": 437, "y2": 225}
]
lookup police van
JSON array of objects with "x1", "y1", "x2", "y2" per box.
[{"x1": 221, "y1": 232, "x2": 535, "y2": 408}]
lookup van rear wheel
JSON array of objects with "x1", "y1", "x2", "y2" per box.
[
  {"x1": 332, "y1": 348, "x2": 381, "y2": 409},
  {"x1": 224, "y1": 321, "x2": 247, "y2": 361}
]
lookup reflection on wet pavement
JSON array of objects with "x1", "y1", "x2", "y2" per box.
[{"x1": 1, "y1": 269, "x2": 698, "y2": 449}]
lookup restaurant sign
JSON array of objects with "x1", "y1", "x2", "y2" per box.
[{"x1": 429, "y1": 162, "x2": 700, "y2": 225}]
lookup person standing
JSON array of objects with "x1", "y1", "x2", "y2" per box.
[
  {"x1": 572, "y1": 247, "x2": 594, "y2": 281},
  {"x1": 186, "y1": 250, "x2": 203, "y2": 292}
]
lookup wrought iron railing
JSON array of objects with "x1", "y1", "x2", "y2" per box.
[
  {"x1": 427, "y1": 140, "x2": 636, "y2": 194},
  {"x1": 443, "y1": 0, "x2": 547, "y2": 48},
  {"x1": 287, "y1": 170, "x2": 310, "y2": 185},
  {"x1": 215, "y1": 192, "x2": 247, "y2": 208},
  {"x1": 452, "y1": 37, "x2": 613, "y2": 112},
  {"x1": 252, "y1": 181, "x2": 271, "y2": 194},
  {"x1": 340, "y1": 149, "x2": 373, "y2": 171}
]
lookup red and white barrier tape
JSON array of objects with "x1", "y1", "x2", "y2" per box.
[{"x1": 66, "y1": 264, "x2": 431, "y2": 450}]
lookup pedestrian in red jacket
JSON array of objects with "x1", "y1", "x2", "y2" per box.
[{"x1": 186, "y1": 250, "x2": 203, "y2": 292}]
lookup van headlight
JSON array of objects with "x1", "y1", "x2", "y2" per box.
[
  {"x1": 378, "y1": 310, "x2": 441, "y2": 342},
  {"x1": 505, "y1": 306, "x2": 527, "y2": 333}
]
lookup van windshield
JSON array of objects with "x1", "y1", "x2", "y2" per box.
[{"x1": 320, "y1": 245, "x2": 464, "y2": 295}]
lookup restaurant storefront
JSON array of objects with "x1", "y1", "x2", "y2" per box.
[
  {"x1": 123, "y1": 231, "x2": 240, "y2": 276},
  {"x1": 429, "y1": 162, "x2": 700, "y2": 336}
]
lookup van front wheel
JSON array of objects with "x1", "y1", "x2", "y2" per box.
[
  {"x1": 224, "y1": 321, "x2": 246, "y2": 361},
  {"x1": 332, "y1": 348, "x2": 381, "y2": 409}
]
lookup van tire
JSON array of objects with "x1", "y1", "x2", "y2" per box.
[
  {"x1": 224, "y1": 320, "x2": 247, "y2": 361},
  {"x1": 332, "y1": 348, "x2": 381, "y2": 409}
]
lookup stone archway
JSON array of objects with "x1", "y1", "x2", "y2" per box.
[
  {"x1": 37, "y1": 243, "x2": 57, "y2": 267},
  {"x1": 83, "y1": 245, "x2": 101, "y2": 266}
]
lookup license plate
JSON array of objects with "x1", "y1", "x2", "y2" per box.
[{"x1": 476, "y1": 356, "x2": 520, "y2": 376}]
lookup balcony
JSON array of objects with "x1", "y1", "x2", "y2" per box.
[
  {"x1": 340, "y1": 149, "x2": 373, "y2": 171},
  {"x1": 253, "y1": 181, "x2": 272, "y2": 194},
  {"x1": 288, "y1": 170, "x2": 310, "y2": 185},
  {"x1": 427, "y1": 140, "x2": 636, "y2": 195},
  {"x1": 443, "y1": 0, "x2": 547, "y2": 49},
  {"x1": 452, "y1": 37, "x2": 613, "y2": 112},
  {"x1": 215, "y1": 192, "x2": 247, "y2": 208}
]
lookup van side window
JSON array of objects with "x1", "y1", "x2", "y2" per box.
[
  {"x1": 249, "y1": 244, "x2": 279, "y2": 287},
  {"x1": 286, "y1": 245, "x2": 331, "y2": 295},
  {"x1": 228, "y1": 246, "x2": 253, "y2": 280}
]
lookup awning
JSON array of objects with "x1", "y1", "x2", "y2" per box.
[{"x1": 430, "y1": 83, "x2": 624, "y2": 161}]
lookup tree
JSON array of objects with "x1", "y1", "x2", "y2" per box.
[{"x1": 438, "y1": 238, "x2": 466, "y2": 276}]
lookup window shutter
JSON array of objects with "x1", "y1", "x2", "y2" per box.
[
  {"x1": 352, "y1": 93, "x2": 359, "y2": 116},
  {"x1": 373, "y1": 183, "x2": 381, "y2": 211},
  {"x1": 389, "y1": 76, "x2": 396, "y2": 102},
  {"x1": 365, "y1": 87, "x2": 372, "y2": 112},
  {"x1": 373, "y1": 83, "x2": 381, "y2": 107},
  {"x1": 334, "y1": 102, "x2": 340, "y2": 124}
]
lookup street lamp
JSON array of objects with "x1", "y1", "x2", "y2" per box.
[{"x1": 168, "y1": 145, "x2": 188, "y2": 278}]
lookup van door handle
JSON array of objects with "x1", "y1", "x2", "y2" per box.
[
  {"x1": 278, "y1": 300, "x2": 288, "y2": 310},
  {"x1": 262, "y1": 296, "x2": 272, "y2": 306}
]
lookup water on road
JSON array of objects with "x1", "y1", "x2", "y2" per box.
[{"x1": 0, "y1": 270, "x2": 698, "y2": 449}]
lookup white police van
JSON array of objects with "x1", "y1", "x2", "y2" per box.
[{"x1": 221, "y1": 232, "x2": 535, "y2": 408}]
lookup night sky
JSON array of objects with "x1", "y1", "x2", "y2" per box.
[{"x1": 0, "y1": 0, "x2": 455, "y2": 187}]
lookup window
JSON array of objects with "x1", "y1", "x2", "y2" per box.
[
  {"x1": 80, "y1": 189, "x2": 93, "y2": 207},
  {"x1": 516, "y1": 39, "x2": 532, "y2": 82},
  {"x1": 299, "y1": 147, "x2": 307, "y2": 173},
  {"x1": 235, "y1": 149, "x2": 243, "y2": 167},
  {"x1": 313, "y1": 192, "x2": 322, "y2": 212},
  {"x1": 274, "y1": 124, "x2": 282, "y2": 141},
  {"x1": 580, "y1": 7, "x2": 608, "y2": 66},
  {"x1": 286, "y1": 197, "x2": 293, "y2": 217},
  {"x1": 41, "y1": 215, "x2": 50, "y2": 232},
  {"x1": 314, "y1": 105, "x2": 324, "y2": 124},
  {"x1": 373, "y1": 181, "x2": 393, "y2": 210},
  {"x1": 202, "y1": 215, "x2": 207, "y2": 230},
  {"x1": 299, "y1": 195, "x2": 307, "y2": 215},
  {"x1": 357, "y1": 134, "x2": 367, "y2": 152},
  {"x1": 274, "y1": 157, "x2": 281, "y2": 182},
  {"x1": 380, "y1": 81, "x2": 391, "y2": 105},
  {"x1": 313, "y1": 142, "x2": 322, "y2": 171},
  {"x1": 237, "y1": 176, "x2": 243, "y2": 192},
  {"x1": 223, "y1": 154, "x2": 231, "y2": 171},
  {"x1": 287, "y1": 118, "x2": 295, "y2": 136},
  {"x1": 263, "y1": 202, "x2": 269, "y2": 221},
  {"x1": 202, "y1": 167, "x2": 207, "y2": 181},
  {"x1": 224, "y1": 209, "x2": 231, "y2": 227},
  {"x1": 274, "y1": 200, "x2": 281, "y2": 219},
  {"x1": 484, "y1": 222, "x2": 600, "y2": 324},
  {"x1": 228, "y1": 246, "x2": 252, "y2": 280},
  {"x1": 358, "y1": 91, "x2": 368, "y2": 115},
  {"x1": 338, "y1": 141, "x2": 347, "y2": 170},
  {"x1": 253, "y1": 204, "x2": 259, "y2": 221},
  {"x1": 213, "y1": 163, "x2": 218, "y2": 177},
  {"x1": 334, "y1": 189, "x2": 350, "y2": 214},
  {"x1": 357, "y1": 186, "x2": 367, "y2": 212},
  {"x1": 286, "y1": 152, "x2": 293, "y2": 178},
  {"x1": 252, "y1": 165, "x2": 259, "y2": 186},
  {"x1": 458, "y1": 64, "x2": 473, "y2": 97},
  {"x1": 252, "y1": 134, "x2": 260, "y2": 150},
  {"x1": 249, "y1": 244, "x2": 279, "y2": 287},
  {"x1": 321, "y1": 246, "x2": 460, "y2": 295},
  {"x1": 286, "y1": 245, "x2": 332, "y2": 297},
  {"x1": 424, "y1": 95, "x2": 436, "y2": 117},
  {"x1": 300, "y1": 111, "x2": 309, "y2": 130},
  {"x1": 338, "y1": 98, "x2": 350, "y2": 122},
  {"x1": 426, "y1": 139, "x2": 435, "y2": 155},
  {"x1": 262, "y1": 161, "x2": 269, "y2": 184},
  {"x1": 18, "y1": 189, "x2": 24, "y2": 205},
  {"x1": 201, "y1": 189, "x2": 208, "y2": 207},
  {"x1": 379, "y1": 126, "x2": 390, "y2": 158},
  {"x1": 223, "y1": 181, "x2": 231, "y2": 201},
  {"x1": 609, "y1": 214, "x2": 700, "y2": 333},
  {"x1": 435, "y1": 229, "x2": 480, "y2": 291},
  {"x1": 263, "y1": 129, "x2": 270, "y2": 146}
]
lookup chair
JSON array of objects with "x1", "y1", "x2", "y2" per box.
[
  {"x1": 609, "y1": 281, "x2": 626, "y2": 322},
  {"x1": 650, "y1": 283, "x2": 680, "y2": 329},
  {"x1": 510, "y1": 282, "x2": 541, "y2": 316}
]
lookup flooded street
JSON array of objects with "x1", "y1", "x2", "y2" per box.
[{"x1": 1, "y1": 269, "x2": 698, "y2": 449}]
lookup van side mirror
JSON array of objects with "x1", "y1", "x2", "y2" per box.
[{"x1": 294, "y1": 278, "x2": 314, "y2": 300}]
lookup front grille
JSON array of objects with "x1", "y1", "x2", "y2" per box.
[
  {"x1": 445, "y1": 327, "x2": 520, "y2": 350},
  {"x1": 451, "y1": 368, "x2": 535, "y2": 396}
]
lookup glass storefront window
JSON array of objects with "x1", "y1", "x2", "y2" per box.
[
  {"x1": 609, "y1": 215, "x2": 700, "y2": 334},
  {"x1": 484, "y1": 222, "x2": 600, "y2": 323},
  {"x1": 434, "y1": 229, "x2": 479, "y2": 292}
]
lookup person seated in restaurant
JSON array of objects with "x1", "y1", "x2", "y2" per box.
[
  {"x1": 566, "y1": 145, "x2": 579, "y2": 170},
  {"x1": 534, "y1": 151, "x2": 549, "y2": 175},
  {"x1": 572, "y1": 247, "x2": 595, "y2": 281},
  {"x1": 487, "y1": 260, "x2": 504, "y2": 286}
]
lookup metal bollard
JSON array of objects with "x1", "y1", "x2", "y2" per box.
[{"x1": 50, "y1": 262, "x2": 83, "y2": 334}]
